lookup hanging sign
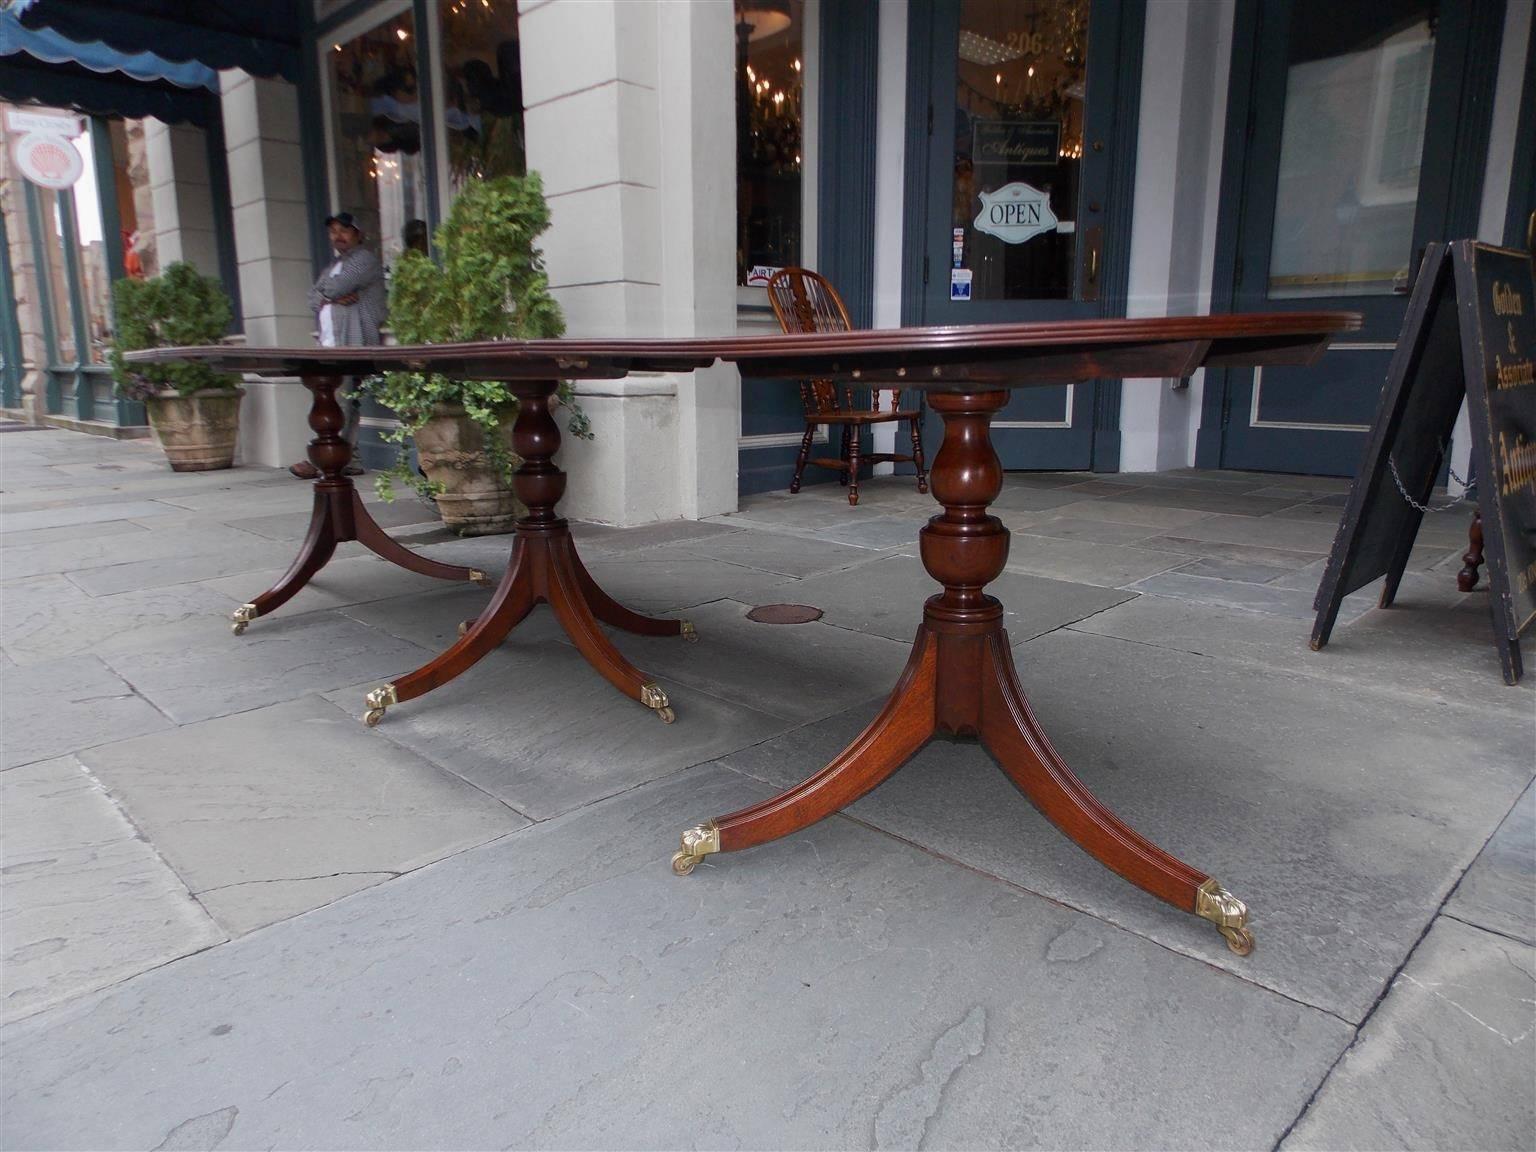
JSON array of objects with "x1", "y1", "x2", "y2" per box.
[
  {"x1": 1311, "y1": 241, "x2": 1536, "y2": 684},
  {"x1": 11, "y1": 132, "x2": 84, "y2": 190},
  {"x1": 3, "y1": 108, "x2": 83, "y2": 138},
  {"x1": 974, "y1": 182, "x2": 1058, "y2": 246}
]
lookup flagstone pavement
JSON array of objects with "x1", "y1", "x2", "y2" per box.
[{"x1": 2, "y1": 427, "x2": 1531, "y2": 1150}]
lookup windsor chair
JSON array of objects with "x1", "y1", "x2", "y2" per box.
[{"x1": 765, "y1": 268, "x2": 928, "y2": 506}]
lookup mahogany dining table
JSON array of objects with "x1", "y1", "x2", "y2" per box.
[{"x1": 132, "y1": 310, "x2": 1359, "y2": 954}]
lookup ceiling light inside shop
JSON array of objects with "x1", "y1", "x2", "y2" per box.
[{"x1": 958, "y1": 29, "x2": 1025, "y2": 67}]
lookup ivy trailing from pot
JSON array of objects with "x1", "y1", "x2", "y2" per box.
[
  {"x1": 362, "y1": 173, "x2": 590, "y2": 535},
  {"x1": 109, "y1": 262, "x2": 244, "y2": 472}
]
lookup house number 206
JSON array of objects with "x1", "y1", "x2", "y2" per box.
[{"x1": 1004, "y1": 30, "x2": 1046, "y2": 55}]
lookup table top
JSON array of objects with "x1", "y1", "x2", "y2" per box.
[{"x1": 126, "y1": 312, "x2": 1362, "y2": 390}]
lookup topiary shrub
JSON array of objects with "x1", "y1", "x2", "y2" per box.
[
  {"x1": 109, "y1": 262, "x2": 238, "y2": 400},
  {"x1": 361, "y1": 172, "x2": 590, "y2": 501}
]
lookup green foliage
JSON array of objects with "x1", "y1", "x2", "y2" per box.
[
  {"x1": 363, "y1": 173, "x2": 590, "y2": 500},
  {"x1": 109, "y1": 262, "x2": 237, "y2": 400}
]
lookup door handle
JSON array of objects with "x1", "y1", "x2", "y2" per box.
[{"x1": 1081, "y1": 225, "x2": 1103, "y2": 302}]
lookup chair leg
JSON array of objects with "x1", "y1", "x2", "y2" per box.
[
  {"x1": 910, "y1": 414, "x2": 929, "y2": 495},
  {"x1": 847, "y1": 428, "x2": 861, "y2": 506},
  {"x1": 839, "y1": 426, "x2": 852, "y2": 485},
  {"x1": 790, "y1": 423, "x2": 815, "y2": 494}
]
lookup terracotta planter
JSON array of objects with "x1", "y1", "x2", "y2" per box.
[
  {"x1": 145, "y1": 388, "x2": 244, "y2": 472},
  {"x1": 415, "y1": 403, "x2": 521, "y2": 535}
]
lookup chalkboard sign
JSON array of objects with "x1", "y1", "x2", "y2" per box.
[{"x1": 1311, "y1": 241, "x2": 1536, "y2": 684}]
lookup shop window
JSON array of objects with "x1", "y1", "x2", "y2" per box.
[
  {"x1": 38, "y1": 190, "x2": 76, "y2": 363},
  {"x1": 113, "y1": 119, "x2": 158, "y2": 280},
  {"x1": 735, "y1": 0, "x2": 804, "y2": 286},
  {"x1": 440, "y1": 0, "x2": 525, "y2": 191},
  {"x1": 325, "y1": 9, "x2": 431, "y2": 268},
  {"x1": 69, "y1": 130, "x2": 112, "y2": 364}
]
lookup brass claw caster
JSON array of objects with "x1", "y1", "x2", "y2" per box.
[
  {"x1": 680, "y1": 620, "x2": 699, "y2": 644},
  {"x1": 363, "y1": 684, "x2": 397, "y2": 728},
  {"x1": 231, "y1": 604, "x2": 257, "y2": 636},
  {"x1": 468, "y1": 569, "x2": 491, "y2": 587},
  {"x1": 457, "y1": 620, "x2": 473, "y2": 637},
  {"x1": 232, "y1": 621, "x2": 248, "y2": 636},
  {"x1": 1196, "y1": 877, "x2": 1254, "y2": 957},
  {"x1": 640, "y1": 682, "x2": 675, "y2": 724},
  {"x1": 671, "y1": 821, "x2": 720, "y2": 876}
]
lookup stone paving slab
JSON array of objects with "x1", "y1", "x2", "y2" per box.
[
  {"x1": 0, "y1": 519, "x2": 146, "y2": 551},
  {"x1": 1032, "y1": 499, "x2": 1217, "y2": 529},
  {"x1": 1, "y1": 756, "x2": 225, "y2": 1025},
  {"x1": 716, "y1": 627, "x2": 1534, "y2": 1022},
  {"x1": 0, "y1": 500, "x2": 186, "y2": 534},
  {"x1": 63, "y1": 538, "x2": 302, "y2": 597},
  {"x1": 0, "y1": 520, "x2": 269, "y2": 583},
  {"x1": 1445, "y1": 781, "x2": 1536, "y2": 945},
  {"x1": 0, "y1": 765, "x2": 1352, "y2": 1152},
  {"x1": 325, "y1": 640, "x2": 792, "y2": 820},
  {"x1": 1142, "y1": 513, "x2": 1342, "y2": 553},
  {"x1": 602, "y1": 598, "x2": 910, "y2": 724},
  {"x1": 0, "y1": 574, "x2": 242, "y2": 664},
  {"x1": 77, "y1": 696, "x2": 526, "y2": 937},
  {"x1": 1283, "y1": 917, "x2": 1536, "y2": 1152},
  {"x1": 810, "y1": 513, "x2": 932, "y2": 550},
  {"x1": 1102, "y1": 488, "x2": 1305, "y2": 517},
  {"x1": 785, "y1": 553, "x2": 1134, "y2": 643},
  {"x1": 94, "y1": 611, "x2": 434, "y2": 725},
  {"x1": 226, "y1": 496, "x2": 442, "y2": 541},
  {"x1": 195, "y1": 553, "x2": 486, "y2": 619},
  {"x1": 575, "y1": 553, "x2": 800, "y2": 614},
  {"x1": 668, "y1": 525, "x2": 889, "y2": 578},
  {"x1": 338, "y1": 581, "x2": 549, "y2": 652},
  {"x1": 572, "y1": 518, "x2": 746, "y2": 555},
  {"x1": 1004, "y1": 533, "x2": 1190, "y2": 588},
  {"x1": 1, "y1": 654, "x2": 172, "y2": 769},
  {"x1": 1127, "y1": 569, "x2": 1384, "y2": 623},
  {"x1": 1007, "y1": 514, "x2": 1170, "y2": 546},
  {"x1": 1068, "y1": 591, "x2": 1535, "y2": 716}
]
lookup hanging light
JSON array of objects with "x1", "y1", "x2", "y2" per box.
[{"x1": 734, "y1": 0, "x2": 791, "y2": 41}]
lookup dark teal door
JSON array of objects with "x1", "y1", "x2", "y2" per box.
[
  {"x1": 911, "y1": 0, "x2": 1139, "y2": 470},
  {"x1": 1211, "y1": 0, "x2": 1502, "y2": 475}
]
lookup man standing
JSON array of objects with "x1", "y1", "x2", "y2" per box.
[{"x1": 291, "y1": 211, "x2": 387, "y2": 478}]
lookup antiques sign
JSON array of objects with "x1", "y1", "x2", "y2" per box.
[
  {"x1": 974, "y1": 182, "x2": 1058, "y2": 246},
  {"x1": 4, "y1": 108, "x2": 85, "y2": 191},
  {"x1": 973, "y1": 120, "x2": 1060, "y2": 168},
  {"x1": 1311, "y1": 241, "x2": 1536, "y2": 684}
]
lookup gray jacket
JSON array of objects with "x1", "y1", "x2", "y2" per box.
[{"x1": 308, "y1": 246, "x2": 387, "y2": 346}]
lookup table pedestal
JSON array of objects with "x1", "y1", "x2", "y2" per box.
[
  {"x1": 230, "y1": 375, "x2": 490, "y2": 636},
  {"x1": 362, "y1": 380, "x2": 695, "y2": 727},
  {"x1": 670, "y1": 390, "x2": 1254, "y2": 955}
]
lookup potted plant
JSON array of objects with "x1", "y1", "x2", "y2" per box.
[
  {"x1": 364, "y1": 173, "x2": 589, "y2": 535},
  {"x1": 109, "y1": 262, "x2": 243, "y2": 472}
]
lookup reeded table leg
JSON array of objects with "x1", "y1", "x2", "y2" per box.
[
  {"x1": 672, "y1": 390, "x2": 1254, "y2": 955},
  {"x1": 231, "y1": 374, "x2": 487, "y2": 635},
  {"x1": 362, "y1": 380, "x2": 692, "y2": 726}
]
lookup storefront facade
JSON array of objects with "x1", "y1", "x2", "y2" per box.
[{"x1": 3, "y1": 0, "x2": 1532, "y2": 522}]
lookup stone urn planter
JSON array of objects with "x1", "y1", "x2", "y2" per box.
[
  {"x1": 144, "y1": 387, "x2": 244, "y2": 472},
  {"x1": 414, "y1": 403, "x2": 521, "y2": 535}
]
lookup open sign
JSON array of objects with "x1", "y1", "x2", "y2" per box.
[{"x1": 974, "y1": 182, "x2": 1058, "y2": 245}]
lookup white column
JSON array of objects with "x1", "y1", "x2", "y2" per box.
[
  {"x1": 219, "y1": 69, "x2": 314, "y2": 467},
  {"x1": 1120, "y1": 0, "x2": 1234, "y2": 472},
  {"x1": 519, "y1": 0, "x2": 737, "y2": 524},
  {"x1": 143, "y1": 120, "x2": 221, "y2": 277}
]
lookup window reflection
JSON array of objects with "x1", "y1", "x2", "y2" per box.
[
  {"x1": 736, "y1": 0, "x2": 803, "y2": 286},
  {"x1": 327, "y1": 11, "x2": 429, "y2": 268},
  {"x1": 1267, "y1": 0, "x2": 1435, "y2": 299},
  {"x1": 440, "y1": 0, "x2": 525, "y2": 190},
  {"x1": 951, "y1": 0, "x2": 1089, "y2": 302}
]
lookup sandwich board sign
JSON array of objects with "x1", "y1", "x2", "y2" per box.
[{"x1": 1310, "y1": 240, "x2": 1536, "y2": 684}]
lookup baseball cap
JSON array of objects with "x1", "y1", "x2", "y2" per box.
[{"x1": 324, "y1": 211, "x2": 363, "y2": 233}]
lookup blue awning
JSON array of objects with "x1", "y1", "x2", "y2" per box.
[{"x1": 0, "y1": 12, "x2": 219, "y2": 91}]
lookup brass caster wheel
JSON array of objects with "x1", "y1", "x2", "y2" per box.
[
  {"x1": 679, "y1": 621, "x2": 699, "y2": 645},
  {"x1": 362, "y1": 684, "x2": 397, "y2": 729},
  {"x1": 457, "y1": 620, "x2": 472, "y2": 637},
  {"x1": 657, "y1": 706, "x2": 676, "y2": 724},
  {"x1": 230, "y1": 603, "x2": 257, "y2": 636},
  {"x1": 468, "y1": 569, "x2": 491, "y2": 587},
  {"x1": 1219, "y1": 925, "x2": 1255, "y2": 956},
  {"x1": 670, "y1": 821, "x2": 719, "y2": 877}
]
